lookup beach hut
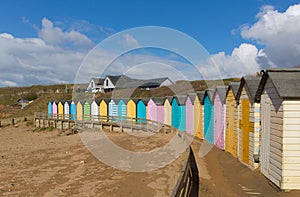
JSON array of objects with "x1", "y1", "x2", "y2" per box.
[
  {"x1": 236, "y1": 76, "x2": 261, "y2": 169},
  {"x1": 194, "y1": 91, "x2": 205, "y2": 139},
  {"x1": 109, "y1": 99, "x2": 118, "y2": 117},
  {"x1": 172, "y1": 96, "x2": 186, "y2": 131},
  {"x1": 164, "y1": 96, "x2": 173, "y2": 126},
  {"x1": 76, "y1": 101, "x2": 84, "y2": 121},
  {"x1": 147, "y1": 97, "x2": 165, "y2": 123},
  {"x1": 204, "y1": 89, "x2": 215, "y2": 144},
  {"x1": 52, "y1": 101, "x2": 58, "y2": 119},
  {"x1": 213, "y1": 86, "x2": 228, "y2": 150},
  {"x1": 57, "y1": 101, "x2": 64, "y2": 119},
  {"x1": 225, "y1": 82, "x2": 240, "y2": 158},
  {"x1": 64, "y1": 100, "x2": 71, "y2": 119},
  {"x1": 48, "y1": 101, "x2": 52, "y2": 118},
  {"x1": 83, "y1": 100, "x2": 91, "y2": 121},
  {"x1": 255, "y1": 68, "x2": 300, "y2": 190},
  {"x1": 117, "y1": 98, "x2": 127, "y2": 120},
  {"x1": 186, "y1": 93, "x2": 196, "y2": 135},
  {"x1": 137, "y1": 98, "x2": 149, "y2": 123},
  {"x1": 127, "y1": 98, "x2": 138, "y2": 120},
  {"x1": 100, "y1": 98, "x2": 110, "y2": 122},
  {"x1": 91, "y1": 99, "x2": 100, "y2": 121},
  {"x1": 70, "y1": 101, "x2": 76, "y2": 120}
]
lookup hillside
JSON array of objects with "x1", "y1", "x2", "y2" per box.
[{"x1": 0, "y1": 78, "x2": 240, "y2": 118}]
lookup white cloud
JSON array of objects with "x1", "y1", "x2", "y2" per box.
[
  {"x1": 241, "y1": 3, "x2": 300, "y2": 67},
  {"x1": 123, "y1": 34, "x2": 140, "y2": 48},
  {"x1": 38, "y1": 17, "x2": 94, "y2": 49},
  {"x1": 199, "y1": 43, "x2": 260, "y2": 79}
]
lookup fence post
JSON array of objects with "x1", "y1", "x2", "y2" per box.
[
  {"x1": 11, "y1": 118, "x2": 15, "y2": 126},
  {"x1": 0, "y1": 120, "x2": 1, "y2": 127},
  {"x1": 131, "y1": 118, "x2": 133, "y2": 132}
]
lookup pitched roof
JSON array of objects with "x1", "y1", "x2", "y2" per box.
[
  {"x1": 106, "y1": 75, "x2": 172, "y2": 88},
  {"x1": 237, "y1": 76, "x2": 261, "y2": 102},
  {"x1": 196, "y1": 91, "x2": 205, "y2": 105},
  {"x1": 101, "y1": 98, "x2": 111, "y2": 104},
  {"x1": 255, "y1": 68, "x2": 300, "y2": 99},
  {"x1": 151, "y1": 97, "x2": 165, "y2": 105},
  {"x1": 205, "y1": 89, "x2": 215, "y2": 103},
  {"x1": 90, "y1": 77, "x2": 105, "y2": 85},
  {"x1": 213, "y1": 86, "x2": 228, "y2": 104},
  {"x1": 139, "y1": 98, "x2": 150, "y2": 105},
  {"x1": 187, "y1": 93, "x2": 197, "y2": 103},
  {"x1": 165, "y1": 96, "x2": 173, "y2": 103},
  {"x1": 173, "y1": 95, "x2": 187, "y2": 105}
]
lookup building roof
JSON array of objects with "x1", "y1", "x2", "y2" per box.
[
  {"x1": 213, "y1": 86, "x2": 228, "y2": 104},
  {"x1": 196, "y1": 91, "x2": 205, "y2": 105},
  {"x1": 165, "y1": 96, "x2": 173, "y2": 103},
  {"x1": 139, "y1": 98, "x2": 150, "y2": 105},
  {"x1": 255, "y1": 68, "x2": 300, "y2": 100},
  {"x1": 101, "y1": 98, "x2": 111, "y2": 104},
  {"x1": 150, "y1": 97, "x2": 165, "y2": 105},
  {"x1": 173, "y1": 95, "x2": 187, "y2": 105},
  {"x1": 187, "y1": 93, "x2": 197, "y2": 103},
  {"x1": 90, "y1": 77, "x2": 105, "y2": 85},
  {"x1": 105, "y1": 75, "x2": 172, "y2": 89},
  {"x1": 94, "y1": 99, "x2": 101, "y2": 105},
  {"x1": 227, "y1": 82, "x2": 240, "y2": 100},
  {"x1": 205, "y1": 89, "x2": 215, "y2": 103},
  {"x1": 236, "y1": 75, "x2": 261, "y2": 103}
]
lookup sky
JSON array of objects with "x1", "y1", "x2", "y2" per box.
[{"x1": 0, "y1": 0, "x2": 300, "y2": 86}]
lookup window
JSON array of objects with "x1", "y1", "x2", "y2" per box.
[{"x1": 106, "y1": 79, "x2": 108, "y2": 86}]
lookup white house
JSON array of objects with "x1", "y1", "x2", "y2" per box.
[
  {"x1": 87, "y1": 78, "x2": 104, "y2": 93},
  {"x1": 103, "y1": 75, "x2": 173, "y2": 93}
]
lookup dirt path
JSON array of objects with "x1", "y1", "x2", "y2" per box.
[
  {"x1": 0, "y1": 124, "x2": 185, "y2": 196},
  {"x1": 191, "y1": 138, "x2": 300, "y2": 197}
]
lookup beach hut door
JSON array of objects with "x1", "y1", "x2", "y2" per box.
[{"x1": 260, "y1": 101, "x2": 271, "y2": 178}]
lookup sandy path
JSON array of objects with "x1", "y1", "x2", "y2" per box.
[
  {"x1": 0, "y1": 124, "x2": 186, "y2": 196},
  {"x1": 191, "y1": 138, "x2": 300, "y2": 197}
]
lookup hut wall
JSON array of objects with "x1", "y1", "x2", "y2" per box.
[
  {"x1": 164, "y1": 100, "x2": 172, "y2": 126},
  {"x1": 214, "y1": 92, "x2": 226, "y2": 150},
  {"x1": 48, "y1": 102, "x2": 52, "y2": 117},
  {"x1": 204, "y1": 95, "x2": 214, "y2": 144},
  {"x1": 186, "y1": 97, "x2": 194, "y2": 135},
  {"x1": 109, "y1": 100, "x2": 117, "y2": 117},
  {"x1": 76, "y1": 102, "x2": 83, "y2": 121},
  {"x1": 127, "y1": 99, "x2": 136, "y2": 119},
  {"x1": 64, "y1": 102, "x2": 70, "y2": 119},
  {"x1": 137, "y1": 100, "x2": 146, "y2": 123},
  {"x1": 194, "y1": 97, "x2": 204, "y2": 139},
  {"x1": 52, "y1": 102, "x2": 57, "y2": 119},
  {"x1": 91, "y1": 101, "x2": 99, "y2": 120},
  {"x1": 83, "y1": 102, "x2": 91, "y2": 121},
  {"x1": 70, "y1": 102, "x2": 76, "y2": 120},
  {"x1": 58, "y1": 102, "x2": 64, "y2": 120}
]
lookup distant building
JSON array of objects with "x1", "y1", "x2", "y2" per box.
[
  {"x1": 102, "y1": 75, "x2": 173, "y2": 93},
  {"x1": 86, "y1": 78, "x2": 105, "y2": 93}
]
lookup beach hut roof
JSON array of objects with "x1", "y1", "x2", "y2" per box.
[
  {"x1": 101, "y1": 98, "x2": 111, "y2": 104},
  {"x1": 204, "y1": 89, "x2": 215, "y2": 103},
  {"x1": 255, "y1": 68, "x2": 300, "y2": 100},
  {"x1": 187, "y1": 93, "x2": 197, "y2": 103},
  {"x1": 151, "y1": 97, "x2": 165, "y2": 105},
  {"x1": 173, "y1": 95, "x2": 187, "y2": 105},
  {"x1": 165, "y1": 96, "x2": 173, "y2": 103},
  {"x1": 94, "y1": 99, "x2": 101, "y2": 105},
  {"x1": 128, "y1": 98, "x2": 139, "y2": 104},
  {"x1": 122, "y1": 98, "x2": 130, "y2": 104},
  {"x1": 139, "y1": 98, "x2": 150, "y2": 105},
  {"x1": 213, "y1": 86, "x2": 228, "y2": 104},
  {"x1": 196, "y1": 91, "x2": 205, "y2": 105},
  {"x1": 227, "y1": 82, "x2": 240, "y2": 99},
  {"x1": 236, "y1": 75, "x2": 261, "y2": 103}
]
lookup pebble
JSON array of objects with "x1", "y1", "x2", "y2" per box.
[{"x1": 80, "y1": 160, "x2": 86, "y2": 164}]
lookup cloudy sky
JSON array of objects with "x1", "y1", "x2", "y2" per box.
[{"x1": 0, "y1": 0, "x2": 300, "y2": 87}]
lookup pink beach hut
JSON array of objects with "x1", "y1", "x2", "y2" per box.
[
  {"x1": 147, "y1": 97, "x2": 165, "y2": 123},
  {"x1": 213, "y1": 86, "x2": 228, "y2": 150},
  {"x1": 52, "y1": 101, "x2": 58, "y2": 119},
  {"x1": 186, "y1": 93, "x2": 196, "y2": 135}
]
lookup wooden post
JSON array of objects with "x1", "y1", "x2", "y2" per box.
[
  {"x1": 0, "y1": 120, "x2": 2, "y2": 127},
  {"x1": 131, "y1": 118, "x2": 133, "y2": 132},
  {"x1": 61, "y1": 120, "x2": 63, "y2": 130},
  {"x1": 24, "y1": 117, "x2": 27, "y2": 121},
  {"x1": 11, "y1": 118, "x2": 14, "y2": 126}
]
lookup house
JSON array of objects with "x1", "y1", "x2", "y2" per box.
[
  {"x1": 255, "y1": 68, "x2": 300, "y2": 190},
  {"x1": 137, "y1": 98, "x2": 149, "y2": 123},
  {"x1": 225, "y1": 82, "x2": 240, "y2": 158},
  {"x1": 236, "y1": 75, "x2": 261, "y2": 169},
  {"x1": 87, "y1": 78, "x2": 104, "y2": 93},
  {"x1": 213, "y1": 86, "x2": 228, "y2": 150},
  {"x1": 103, "y1": 75, "x2": 173, "y2": 93}
]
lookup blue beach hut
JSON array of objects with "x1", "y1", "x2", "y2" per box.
[
  {"x1": 48, "y1": 101, "x2": 52, "y2": 118},
  {"x1": 137, "y1": 98, "x2": 149, "y2": 123},
  {"x1": 70, "y1": 101, "x2": 76, "y2": 120},
  {"x1": 172, "y1": 95, "x2": 187, "y2": 131},
  {"x1": 204, "y1": 89, "x2": 215, "y2": 144}
]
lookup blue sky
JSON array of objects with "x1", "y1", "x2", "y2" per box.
[{"x1": 0, "y1": 0, "x2": 300, "y2": 86}]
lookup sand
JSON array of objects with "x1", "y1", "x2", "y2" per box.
[{"x1": 0, "y1": 123, "x2": 185, "y2": 196}]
